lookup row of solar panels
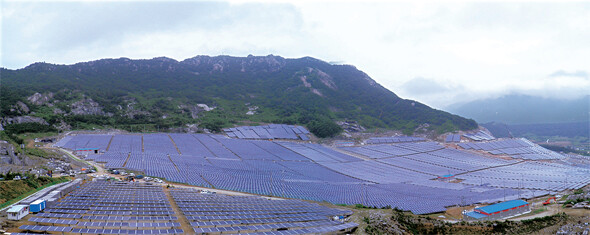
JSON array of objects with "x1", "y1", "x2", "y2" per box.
[
  {"x1": 458, "y1": 138, "x2": 532, "y2": 151},
  {"x1": 192, "y1": 220, "x2": 340, "y2": 233},
  {"x1": 29, "y1": 217, "x2": 77, "y2": 225},
  {"x1": 76, "y1": 222, "x2": 180, "y2": 227},
  {"x1": 189, "y1": 215, "x2": 328, "y2": 227},
  {"x1": 81, "y1": 216, "x2": 179, "y2": 221},
  {"x1": 365, "y1": 136, "x2": 425, "y2": 144},
  {"x1": 224, "y1": 124, "x2": 310, "y2": 140},
  {"x1": 45, "y1": 209, "x2": 174, "y2": 215},
  {"x1": 445, "y1": 134, "x2": 462, "y2": 143},
  {"x1": 18, "y1": 225, "x2": 184, "y2": 235},
  {"x1": 243, "y1": 222, "x2": 359, "y2": 235},
  {"x1": 37, "y1": 212, "x2": 81, "y2": 218},
  {"x1": 463, "y1": 130, "x2": 495, "y2": 141}
]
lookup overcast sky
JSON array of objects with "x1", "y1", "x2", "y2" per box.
[{"x1": 2, "y1": 1, "x2": 589, "y2": 109}]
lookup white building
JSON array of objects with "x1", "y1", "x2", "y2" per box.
[{"x1": 7, "y1": 205, "x2": 29, "y2": 220}]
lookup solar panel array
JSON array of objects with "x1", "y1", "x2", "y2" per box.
[
  {"x1": 56, "y1": 134, "x2": 590, "y2": 214},
  {"x1": 459, "y1": 138, "x2": 566, "y2": 160},
  {"x1": 463, "y1": 130, "x2": 495, "y2": 141},
  {"x1": 224, "y1": 124, "x2": 310, "y2": 140},
  {"x1": 58, "y1": 134, "x2": 113, "y2": 151},
  {"x1": 365, "y1": 136, "x2": 425, "y2": 144},
  {"x1": 171, "y1": 188, "x2": 357, "y2": 234},
  {"x1": 341, "y1": 142, "x2": 443, "y2": 159},
  {"x1": 460, "y1": 161, "x2": 590, "y2": 192},
  {"x1": 18, "y1": 182, "x2": 185, "y2": 235},
  {"x1": 445, "y1": 134, "x2": 462, "y2": 143},
  {"x1": 19, "y1": 181, "x2": 357, "y2": 234}
]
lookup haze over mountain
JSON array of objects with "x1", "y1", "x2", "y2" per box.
[
  {"x1": 447, "y1": 94, "x2": 590, "y2": 124},
  {"x1": 0, "y1": 55, "x2": 476, "y2": 136}
]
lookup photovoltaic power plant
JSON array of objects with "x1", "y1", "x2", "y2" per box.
[
  {"x1": 172, "y1": 188, "x2": 357, "y2": 234},
  {"x1": 55, "y1": 132, "x2": 590, "y2": 215},
  {"x1": 19, "y1": 182, "x2": 184, "y2": 234},
  {"x1": 18, "y1": 181, "x2": 358, "y2": 235}
]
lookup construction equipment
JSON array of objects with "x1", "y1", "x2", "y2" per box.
[{"x1": 543, "y1": 197, "x2": 556, "y2": 205}]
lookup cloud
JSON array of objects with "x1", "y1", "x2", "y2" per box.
[
  {"x1": 549, "y1": 70, "x2": 588, "y2": 79},
  {"x1": 400, "y1": 77, "x2": 462, "y2": 95}
]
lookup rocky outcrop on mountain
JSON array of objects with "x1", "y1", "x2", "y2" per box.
[
  {"x1": 309, "y1": 67, "x2": 337, "y2": 90},
  {"x1": 0, "y1": 140, "x2": 22, "y2": 165},
  {"x1": 1, "y1": 116, "x2": 49, "y2": 126},
  {"x1": 27, "y1": 92, "x2": 54, "y2": 106},
  {"x1": 9, "y1": 101, "x2": 31, "y2": 115},
  {"x1": 182, "y1": 54, "x2": 287, "y2": 73},
  {"x1": 178, "y1": 104, "x2": 208, "y2": 119},
  {"x1": 337, "y1": 121, "x2": 366, "y2": 133},
  {"x1": 70, "y1": 98, "x2": 111, "y2": 116}
]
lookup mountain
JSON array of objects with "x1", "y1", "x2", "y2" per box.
[
  {"x1": 0, "y1": 55, "x2": 477, "y2": 135},
  {"x1": 482, "y1": 121, "x2": 590, "y2": 139},
  {"x1": 447, "y1": 94, "x2": 590, "y2": 124}
]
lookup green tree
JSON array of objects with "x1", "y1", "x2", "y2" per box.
[{"x1": 307, "y1": 118, "x2": 342, "y2": 138}]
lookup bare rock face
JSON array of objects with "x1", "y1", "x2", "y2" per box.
[
  {"x1": 70, "y1": 98, "x2": 107, "y2": 116},
  {"x1": 9, "y1": 101, "x2": 30, "y2": 114},
  {"x1": 337, "y1": 121, "x2": 366, "y2": 133},
  {"x1": 16, "y1": 101, "x2": 30, "y2": 113},
  {"x1": 182, "y1": 54, "x2": 287, "y2": 73},
  {"x1": 178, "y1": 104, "x2": 216, "y2": 119},
  {"x1": 308, "y1": 67, "x2": 337, "y2": 90},
  {"x1": 1, "y1": 116, "x2": 49, "y2": 126},
  {"x1": 53, "y1": 108, "x2": 65, "y2": 114},
  {"x1": 0, "y1": 141, "x2": 22, "y2": 165},
  {"x1": 27, "y1": 92, "x2": 54, "y2": 105},
  {"x1": 300, "y1": 75, "x2": 324, "y2": 97}
]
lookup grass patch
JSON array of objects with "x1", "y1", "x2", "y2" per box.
[
  {"x1": 532, "y1": 208, "x2": 547, "y2": 214},
  {"x1": 0, "y1": 176, "x2": 70, "y2": 209}
]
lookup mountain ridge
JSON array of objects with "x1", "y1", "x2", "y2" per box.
[{"x1": 1, "y1": 55, "x2": 477, "y2": 136}]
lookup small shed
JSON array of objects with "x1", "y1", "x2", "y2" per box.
[
  {"x1": 30, "y1": 199, "x2": 46, "y2": 213},
  {"x1": 7, "y1": 205, "x2": 29, "y2": 220}
]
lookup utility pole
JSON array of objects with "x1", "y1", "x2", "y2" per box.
[{"x1": 461, "y1": 196, "x2": 465, "y2": 221}]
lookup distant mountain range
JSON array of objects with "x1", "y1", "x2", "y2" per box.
[
  {"x1": 0, "y1": 55, "x2": 476, "y2": 135},
  {"x1": 447, "y1": 94, "x2": 589, "y2": 124},
  {"x1": 482, "y1": 121, "x2": 589, "y2": 139}
]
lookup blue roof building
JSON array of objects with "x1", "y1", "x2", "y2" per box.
[
  {"x1": 475, "y1": 200, "x2": 529, "y2": 215},
  {"x1": 465, "y1": 200, "x2": 530, "y2": 221}
]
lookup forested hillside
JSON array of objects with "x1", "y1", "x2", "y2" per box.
[{"x1": 1, "y1": 55, "x2": 477, "y2": 136}]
